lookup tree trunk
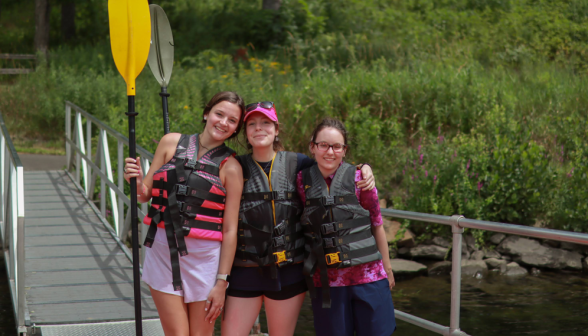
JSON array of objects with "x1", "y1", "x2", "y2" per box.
[
  {"x1": 61, "y1": 2, "x2": 76, "y2": 42},
  {"x1": 262, "y1": 0, "x2": 281, "y2": 11},
  {"x1": 34, "y1": 0, "x2": 50, "y2": 56}
]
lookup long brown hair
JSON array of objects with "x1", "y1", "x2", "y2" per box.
[{"x1": 202, "y1": 91, "x2": 245, "y2": 139}]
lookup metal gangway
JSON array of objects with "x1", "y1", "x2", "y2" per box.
[{"x1": 2, "y1": 101, "x2": 588, "y2": 335}]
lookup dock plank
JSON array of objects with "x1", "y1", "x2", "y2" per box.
[{"x1": 26, "y1": 255, "x2": 132, "y2": 272}]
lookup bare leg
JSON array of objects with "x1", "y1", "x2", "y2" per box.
[
  {"x1": 265, "y1": 292, "x2": 306, "y2": 336},
  {"x1": 221, "y1": 296, "x2": 263, "y2": 336},
  {"x1": 150, "y1": 286, "x2": 189, "y2": 336},
  {"x1": 188, "y1": 301, "x2": 216, "y2": 336}
]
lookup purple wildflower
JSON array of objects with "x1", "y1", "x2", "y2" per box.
[
  {"x1": 418, "y1": 145, "x2": 421, "y2": 154},
  {"x1": 466, "y1": 159, "x2": 471, "y2": 171},
  {"x1": 402, "y1": 169, "x2": 405, "y2": 175},
  {"x1": 419, "y1": 153, "x2": 424, "y2": 164},
  {"x1": 425, "y1": 170, "x2": 428, "y2": 177},
  {"x1": 567, "y1": 167, "x2": 574, "y2": 178},
  {"x1": 411, "y1": 175, "x2": 414, "y2": 181},
  {"x1": 477, "y1": 181, "x2": 483, "y2": 191},
  {"x1": 434, "y1": 175, "x2": 437, "y2": 182}
]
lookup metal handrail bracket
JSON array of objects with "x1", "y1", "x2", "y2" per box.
[{"x1": 0, "y1": 111, "x2": 28, "y2": 335}]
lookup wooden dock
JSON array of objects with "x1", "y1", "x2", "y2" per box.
[{"x1": 23, "y1": 170, "x2": 163, "y2": 335}]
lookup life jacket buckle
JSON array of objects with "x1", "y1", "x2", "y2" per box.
[
  {"x1": 323, "y1": 237, "x2": 335, "y2": 248},
  {"x1": 185, "y1": 159, "x2": 197, "y2": 169},
  {"x1": 325, "y1": 252, "x2": 341, "y2": 265},
  {"x1": 273, "y1": 235, "x2": 285, "y2": 247},
  {"x1": 274, "y1": 191, "x2": 286, "y2": 200},
  {"x1": 321, "y1": 223, "x2": 337, "y2": 235},
  {"x1": 177, "y1": 201, "x2": 186, "y2": 211},
  {"x1": 274, "y1": 220, "x2": 287, "y2": 236},
  {"x1": 323, "y1": 196, "x2": 335, "y2": 206},
  {"x1": 273, "y1": 250, "x2": 287, "y2": 264},
  {"x1": 176, "y1": 184, "x2": 188, "y2": 196}
]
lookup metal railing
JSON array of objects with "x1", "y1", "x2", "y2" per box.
[
  {"x1": 65, "y1": 101, "x2": 154, "y2": 261},
  {"x1": 381, "y1": 208, "x2": 588, "y2": 336},
  {"x1": 0, "y1": 111, "x2": 27, "y2": 335}
]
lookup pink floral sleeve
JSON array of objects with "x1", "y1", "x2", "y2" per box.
[{"x1": 354, "y1": 170, "x2": 383, "y2": 227}]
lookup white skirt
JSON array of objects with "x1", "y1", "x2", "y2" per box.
[{"x1": 142, "y1": 227, "x2": 221, "y2": 303}]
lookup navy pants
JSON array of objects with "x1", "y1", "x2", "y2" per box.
[{"x1": 311, "y1": 278, "x2": 396, "y2": 336}]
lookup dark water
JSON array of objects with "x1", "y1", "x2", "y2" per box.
[{"x1": 2, "y1": 264, "x2": 587, "y2": 335}]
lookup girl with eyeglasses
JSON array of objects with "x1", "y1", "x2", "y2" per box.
[
  {"x1": 221, "y1": 102, "x2": 375, "y2": 336},
  {"x1": 123, "y1": 91, "x2": 244, "y2": 336},
  {"x1": 297, "y1": 117, "x2": 396, "y2": 336}
]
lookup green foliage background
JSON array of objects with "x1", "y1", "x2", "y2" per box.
[{"x1": 0, "y1": 0, "x2": 586, "y2": 240}]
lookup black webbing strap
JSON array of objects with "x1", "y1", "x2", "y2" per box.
[
  {"x1": 166, "y1": 169, "x2": 188, "y2": 257},
  {"x1": 181, "y1": 218, "x2": 223, "y2": 232},
  {"x1": 150, "y1": 197, "x2": 224, "y2": 218},
  {"x1": 143, "y1": 176, "x2": 166, "y2": 248},
  {"x1": 302, "y1": 216, "x2": 371, "y2": 234},
  {"x1": 235, "y1": 245, "x2": 304, "y2": 266},
  {"x1": 164, "y1": 210, "x2": 183, "y2": 291},
  {"x1": 322, "y1": 228, "x2": 373, "y2": 248},
  {"x1": 304, "y1": 194, "x2": 359, "y2": 207},
  {"x1": 318, "y1": 217, "x2": 371, "y2": 235},
  {"x1": 241, "y1": 191, "x2": 296, "y2": 202},
  {"x1": 153, "y1": 181, "x2": 226, "y2": 204}
]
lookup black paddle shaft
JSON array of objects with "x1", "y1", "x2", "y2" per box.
[
  {"x1": 159, "y1": 87, "x2": 170, "y2": 135},
  {"x1": 126, "y1": 96, "x2": 143, "y2": 336}
]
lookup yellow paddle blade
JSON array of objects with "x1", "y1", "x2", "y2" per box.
[{"x1": 108, "y1": 0, "x2": 151, "y2": 96}]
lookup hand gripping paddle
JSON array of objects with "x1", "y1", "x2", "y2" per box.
[
  {"x1": 147, "y1": 4, "x2": 174, "y2": 135},
  {"x1": 108, "y1": 1, "x2": 150, "y2": 335}
]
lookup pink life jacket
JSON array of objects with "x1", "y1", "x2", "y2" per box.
[{"x1": 142, "y1": 134, "x2": 234, "y2": 290}]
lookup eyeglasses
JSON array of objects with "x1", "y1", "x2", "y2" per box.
[
  {"x1": 246, "y1": 101, "x2": 274, "y2": 112},
  {"x1": 312, "y1": 141, "x2": 347, "y2": 153}
]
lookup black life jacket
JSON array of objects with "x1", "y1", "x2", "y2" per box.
[
  {"x1": 142, "y1": 133, "x2": 235, "y2": 291},
  {"x1": 301, "y1": 162, "x2": 381, "y2": 308},
  {"x1": 234, "y1": 151, "x2": 304, "y2": 278}
]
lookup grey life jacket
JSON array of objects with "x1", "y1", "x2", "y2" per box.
[
  {"x1": 234, "y1": 151, "x2": 304, "y2": 278},
  {"x1": 143, "y1": 133, "x2": 235, "y2": 291},
  {"x1": 301, "y1": 162, "x2": 381, "y2": 308}
]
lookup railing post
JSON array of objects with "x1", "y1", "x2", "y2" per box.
[
  {"x1": 99, "y1": 131, "x2": 106, "y2": 219},
  {"x1": 450, "y1": 215, "x2": 465, "y2": 335},
  {"x1": 65, "y1": 104, "x2": 71, "y2": 170},
  {"x1": 15, "y1": 165, "x2": 25, "y2": 331},
  {"x1": 87, "y1": 119, "x2": 93, "y2": 197},
  {"x1": 75, "y1": 112, "x2": 81, "y2": 184},
  {"x1": 0, "y1": 132, "x2": 5, "y2": 222}
]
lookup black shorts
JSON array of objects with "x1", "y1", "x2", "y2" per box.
[{"x1": 227, "y1": 280, "x2": 307, "y2": 301}]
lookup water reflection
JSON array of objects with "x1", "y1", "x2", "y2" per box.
[{"x1": 392, "y1": 272, "x2": 588, "y2": 335}]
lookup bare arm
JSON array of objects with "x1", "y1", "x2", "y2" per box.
[
  {"x1": 204, "y1": 156, "x2": 243, "y2": 322},
  {"x1": 123, "y1": 133, "x2": 181, "y2": 203},
  {"x1": 372, "y1": 224, "x2": 395, "y2": 289}
]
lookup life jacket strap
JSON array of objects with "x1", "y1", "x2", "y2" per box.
[
  {"x1": 322, "y1": 228, "x2": 373, "y2": 248},
  {"x1": 182, "y1": 218, "x2": 223, "y2": 232},
  {"x1": 303, "y1": 216, "x2": 371, "y2": 235},
  {"x1": 241, "y1": 190, "x2": 296, "y2": 202},
  {"x1": 304, "y1": 194, "x2": 359, "y2": 207}
]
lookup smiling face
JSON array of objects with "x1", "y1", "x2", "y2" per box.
[
  {"x1": 203, "y1": 101, "x2": 242, "y2": 142},
  {"x1": 310, "y1": 127, "x2": 347, "y2": 176},
  {"x1": 245, "y1": 112, "x2": 278, "y2": 150}
]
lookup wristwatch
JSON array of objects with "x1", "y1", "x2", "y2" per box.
[{"x1": 216, "y1": 274, "x2": 231, "y2": 282}]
